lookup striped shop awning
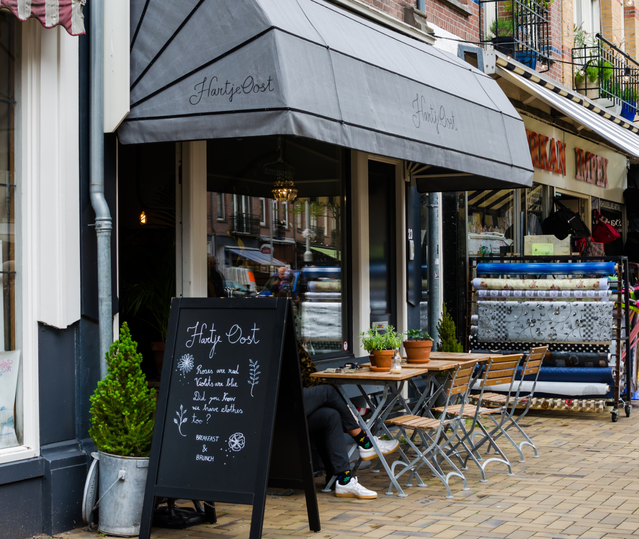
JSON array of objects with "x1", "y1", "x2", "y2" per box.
[{"x1": 0, "y1": 0, "x2": 85, "y2": 36}]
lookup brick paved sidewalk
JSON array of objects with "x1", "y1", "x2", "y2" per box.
[{"x1": 54, "y1": 408, "x2": 639, "y2": 539}]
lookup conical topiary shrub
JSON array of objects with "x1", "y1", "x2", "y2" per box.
[
  {"x1": 89, "y1": 322, "x2": 156, "y2": 457},
  {"x1": 436, "y1": 304, "x2": 463, "y2": 353}
]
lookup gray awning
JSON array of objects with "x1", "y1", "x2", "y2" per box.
[
  {"x1": 498, "y1": 66, "x2": 639, "y2": 158},
  {"x1": 226, "y1": 248, "x2": 285, "y2": 267},
  {"x1": 120, "y1": 0, "x2": 533, "y2": 192}
]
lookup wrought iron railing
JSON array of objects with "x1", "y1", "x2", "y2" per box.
[
  {"x1": 572, "y1": 34, "x2": 639, "y2": 122},
  {"x1": 232, "y1": 212, "x2": 260, "y2": 235},
  {"x1": 479, "y1": 0, "x2": 551, "y2": 72}
]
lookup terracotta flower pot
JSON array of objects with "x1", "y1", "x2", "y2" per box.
[
  {"x1": 371, "y1": 350, "x2": 394, "y2": 371},
  {"x1": 403, "y1": 340, "x2": 433, "y2": 363}
]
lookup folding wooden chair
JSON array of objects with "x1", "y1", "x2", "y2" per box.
[
  {"x1": 481, "y1": 346, "x2": 548, "y2": 462},
  {"x1": 384, "y1": 361, "x2": 479, "y2": 498},
  {"x1": 433, "y1": 354, "x2": 522, "y2": 482}
]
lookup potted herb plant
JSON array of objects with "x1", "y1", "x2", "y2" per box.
[
  {"x1": 360, "y1": 326, "x2": 402, "y2": 371},
  {"x1": 89, "y1": 323, "x2": 157, "y2": 536},
  {"x1": 403, "y1": 329, "x2": 434, "y2": 363}
]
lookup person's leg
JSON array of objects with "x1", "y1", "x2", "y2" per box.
[
  {"x1": 306, "y1": 407, "x2": 376, "y2": 499},
  {"x1": 304, "y1": 385, "x2": 360, "y2": 432}
]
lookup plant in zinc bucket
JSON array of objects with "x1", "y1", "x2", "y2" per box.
[{"x1": 89, "y1": 322, "x2": 156, "y2": 457}]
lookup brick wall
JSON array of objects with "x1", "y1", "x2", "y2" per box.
[
  {"x1": 625, "y1": 6, "x2": 639, "y2": 59},
  {"x1": 601, "y1": 0, "x2": 624, "y2": 46}
]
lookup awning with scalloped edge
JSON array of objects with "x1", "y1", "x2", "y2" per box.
[{"x1": 0, "y1": 0, "x2": 85, "y2": 36}]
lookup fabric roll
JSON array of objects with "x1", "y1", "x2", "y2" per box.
[
  {"x1": 476, "y1": 262, "x2": 616, "y2": 276},
  {"x1": 472, "y1": 380, "x2": 610, "y2": 396},
  {"x1": 304, "y1": 292, "x2": 342, "y2": 301},
  {"x1": 471, "y1": 349, "x2": 611, "y2": 368},
  {"x1": 518, "y1": 366, "x2": 615, "y2": 384},
  {"x1": 477, "y1": 289, "x2": 612, "y2": 300},
  {"x1": 299, "y1": 302, "x2": 341, "y2": 340},
  {"x1": 307, "y1": 280, "x2": 341, "y2": 292},
  {"x1": 472, "y1": 277, "x2": 609, "y2": 291},
  {"x1": 477, "y1": 301, "x2": 614, "y2": 342}
]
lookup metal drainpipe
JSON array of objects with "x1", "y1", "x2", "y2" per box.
[
  {"x1": 428, "y1": 193, "x2": 440, "y2": 345},
  {"x1": 90, "y1": 0, "x2": 113, "y2": 379}
]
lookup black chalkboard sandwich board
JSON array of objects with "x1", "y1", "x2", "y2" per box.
[{"x1": 139, "y1": 297, "x2": 320, "y2": 539}]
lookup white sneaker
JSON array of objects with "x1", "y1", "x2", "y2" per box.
[
  {"x1": 358, "y1": 437, "x2": 400, "y2": 461},
  {"x1": 335, "y1": 477, "x2": 377, "y2": 499}
]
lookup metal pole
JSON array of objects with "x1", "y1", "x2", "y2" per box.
[
  {"x1": 428, "y1": 193, "x2": 440, "y2": 344},
  {"x1": 90, "y1": 0, "x2": 113, "y2": 379},
  {"x1": 304, "y1": 200, "x2": 313, "y2": 262}
]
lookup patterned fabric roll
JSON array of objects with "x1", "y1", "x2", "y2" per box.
[
  {"x1": 472, "y1": 278, "x2": 609, "y2": 291},
  {"x1": 477, "y1": 301, "x2": 613, "y2": 342},
  {"x1": 477, "y1": 289, "x2": 612, "y2": 300},
  {"x1": 476, "y1": 262, "x2": 616, "y2": 276}
]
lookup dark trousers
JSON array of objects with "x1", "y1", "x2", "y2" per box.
[{"x1": 303, "y1": 385, "x2": 360, "y2": 477}]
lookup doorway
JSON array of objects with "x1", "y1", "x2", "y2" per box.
[{"x1": 368, "y1": 160, "x2": 397, "y2": 330}]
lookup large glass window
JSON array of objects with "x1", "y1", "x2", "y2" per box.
[
  {"x1": 0, "y1": 12, "x2": 19, "y2": 450},
  {"x1": 466, "y1": 189, "x2": 514, "y2": 256},
  {"x1": 206, "y1": 137, "x2": 347, "y2": 357}
]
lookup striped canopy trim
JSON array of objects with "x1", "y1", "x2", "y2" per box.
[{"x1": 0, "y1": 0, "x2": 85, "y2": 36}]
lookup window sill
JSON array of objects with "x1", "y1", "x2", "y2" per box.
[{"x1": 0, "y1": 448, "x2": 43, "y2": 482}]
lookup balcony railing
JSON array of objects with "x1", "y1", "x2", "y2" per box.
[
  {"x1": 479, "y1": 0, "x2": 551, "y2": 72},
  {"x1": 572, "y1": 34, "x2": 638, "y2": 122},
  {"x1": 232, "y1": 213, "x2": 260, "y2": 235}
]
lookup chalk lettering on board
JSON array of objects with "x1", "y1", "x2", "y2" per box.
[
  {"x1": 248, "y1": 359, "x2": 261, "y2": 397},
  {"x1": 174, "y1": 404, "x2": 188, "y2": 437},
  {"x1": 228, "y1": 432, "x2": 245, "y2": 452},
  {"x1": 226, "y1": 323, "x2": 261, "y2": 345},
  {"x1": 177, "y1": 353, "x2": 194, "y2": 379},
  {"x1": 196, "y1": 454, "x2": 214, "y2": 462}
]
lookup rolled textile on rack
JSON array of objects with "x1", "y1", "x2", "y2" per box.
[
  {"x1": 476, "y1": 262, "x2": 616, "y2": 276},
  {"x1": 472, "y1": 380, "x2": 610, "y2": 397},
  {"x1": 476, "y1": 301, "x2": 614, "y2": 342},
  {"x1": 472, "y1": 277, "x2": 609, "y2": 290},
  {"x1": 299, "y1": 302, "x2": 341, "y2": 340},
  {"x1": 470, "y1": 349, "x2": 611, "y2": 367},
  {"x1": 518, "y1": 366, "x2": 615, "y2": 384},
  {"x1": 477, "y1": 289, "x2": 612, "y2": 300}
]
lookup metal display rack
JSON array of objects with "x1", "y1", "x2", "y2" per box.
[{"x1": 465, "y1": 255, "x2": 632, "y2": 422}]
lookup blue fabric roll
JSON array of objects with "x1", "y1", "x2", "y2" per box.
[
  {"x1": 476, "y1": 262, "x2": 616, "y2": 276},
  {"x1": 517, "y1": 366, "x2": 615, "y2": 384}
]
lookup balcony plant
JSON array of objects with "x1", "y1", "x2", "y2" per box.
[
  {"x1": 621, "y1": 86, "x2": 638, "y2": 121},
  {"x1": 89, "y1": 322, "x2": 157, "y2": 535},
  {"x1": 360, "y1": 326, "x2": 402, "y2": 371},
  {"x1": 488, "y1": 18, "x2": 515, "y2": 56},
  {"x1": 403, "y1": 329, "x2": 433, "y2": 363}
]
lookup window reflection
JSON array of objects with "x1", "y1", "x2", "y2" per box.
[{"x1": 206, "y1": 137, "x2": 346, "y2": 357}]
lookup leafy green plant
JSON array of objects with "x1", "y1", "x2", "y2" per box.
[
  {"x1": 360, "y1": 326, "x2": 402, "y2": 352},
  {"x1": 436, "y1": 304, "x2": 464, "y2": 353},
  {"x1": 404, "y1": 329, "x2": 433, "y2": 341},
  {"x1": 488, "y1": 18, "x2": 513, "y2": 39},
  {"x1": 574, "y1": 69, "x2": 585, "y2": 85},
  {"x1": 89, "y1": 323, "x2": 157, "y2": 457}
]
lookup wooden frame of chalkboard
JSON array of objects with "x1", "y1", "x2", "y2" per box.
[{"x1": 139, "y1": 298, "x2": 320, "y2": 539}]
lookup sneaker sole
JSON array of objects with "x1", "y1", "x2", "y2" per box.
[
  {"x1": 335, "y1": 492, "x2": 377, "y2": 499},
  {"x1": 360, "y1": 443, "x2": 400, "y2": 461}
]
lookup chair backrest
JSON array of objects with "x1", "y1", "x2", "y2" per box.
[
  {"x1": 438, "y1": 360, "x2": 484, "y2": 419},
  {"x1": 483, "y1": 354, "x2": 523, "y2": 389},
  {"x1": 521, "y1": 346, "x2": 548, "y2": 378}
]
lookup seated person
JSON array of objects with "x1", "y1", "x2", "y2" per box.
[{"x1": 298, "y1": 342, "x2": 399, "y2": 499}]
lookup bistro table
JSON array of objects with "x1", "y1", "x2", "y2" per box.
[{"x1": 309, "y1": 367, "x2": 429, "y2": 497}]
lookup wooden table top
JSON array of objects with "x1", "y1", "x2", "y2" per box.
[
  {"x1": 309, "y1": 366, "x2": 430, "y2": 381},
  {"x1": 359, "y1": 353, "x2": 493, "y2": 373}
]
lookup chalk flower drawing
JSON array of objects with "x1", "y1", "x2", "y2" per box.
[
  {"x1": 174, "y1": 404, "x2": 188, "y2": 437},
  {"x1": 177, "y1": 353, "x2": 194, "y2": 378},
  {"x1": 228, "y1": 432, "x2": 245, "y2": 452},
  {"x1": 0, "y1": 357, "x2": 13, "y2": 377},
  {"x1": 248, "y1": 359, "x2": 260, "y2": 397}
]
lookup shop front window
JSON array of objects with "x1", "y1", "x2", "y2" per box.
[
  {"x1": 466, "y1": 189, "x2": 515, "y2": 256},
  {"x1": 593, "y1": 198, "x2": 624, "y2": 255},
  {"x1": 525, "y1": 183, "x2": 546, "y2": 235},
  {"x1": 206, "y1": 137, "x2": 347, "y2": 357},
  {"x1": 0, "y1": 12, "x2": 19, "y2": 452}
]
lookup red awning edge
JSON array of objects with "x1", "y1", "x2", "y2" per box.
[{"x1": 0, "y1": 0, "x2": 85, "y2": 36}]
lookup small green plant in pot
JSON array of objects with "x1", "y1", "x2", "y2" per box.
[
  {"x1": 403, "y1": 329, "x2": 434, "y2": 363},
  {"x1": 89, "y1": 323, "x2": 157, "y2": 536},
  {"x1": 360, "y1": 326, "x2": 402, "y2": 371},
  {"x1": 436, "y1": 304, "x2": 464, "y2": 353}
]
